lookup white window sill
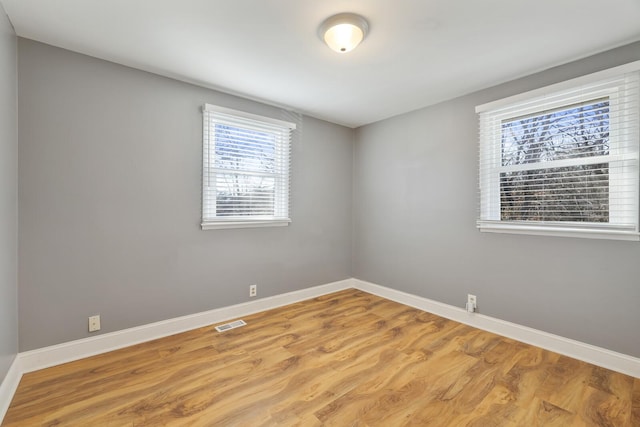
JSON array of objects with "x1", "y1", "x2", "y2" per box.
[
  {"x1": 201, "y1": 219, "x2": 291, "y2": 230},
  {"x1": 478, "y1": 222, "x2": 640, "y2": 241}
]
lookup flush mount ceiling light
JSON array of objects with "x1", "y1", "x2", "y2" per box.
[{"x1": 319, "y1": 13, "x2": 369, "y2": 53}]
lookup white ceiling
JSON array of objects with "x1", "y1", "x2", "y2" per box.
[{"x1": 2, "y1": 0, "x2": 640, "y2": 128}]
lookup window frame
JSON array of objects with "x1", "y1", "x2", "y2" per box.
[
  {"x1": 201, "y1": 104, "x2": 295, "y2": 230},
  {"x1": 476, "y1": 62, "x2": 640, "y2": 241}
]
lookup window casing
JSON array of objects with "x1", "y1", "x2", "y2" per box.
[
  {"x1": 202, "y1": 104, "x2": 295, "y2": 230},
  {"x1": 477, "y1": 62, "x2": 640, "y2": 240}
]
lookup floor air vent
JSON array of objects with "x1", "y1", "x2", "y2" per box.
[{"x1": 215, "y1": 319, "x2": 247, "y2": 333}]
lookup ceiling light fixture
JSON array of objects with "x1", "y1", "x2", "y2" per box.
[{"x1": 319, "y1": 13, "x2": 369, "y2": 53}]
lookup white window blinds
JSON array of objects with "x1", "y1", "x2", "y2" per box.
[
  {"x1": 202, "y1": 104, "x2": 295, "y2": 230},
  {"x1": 476, "y1": 62, "x2": 640, "y2": 240}
]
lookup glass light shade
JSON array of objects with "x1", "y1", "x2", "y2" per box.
[
  {"x1": 323, "y1": 23, "x2": 364, "y2": 53},
  {"x1": 318, "y1": 13, "x2": 369, "y2": 54}
]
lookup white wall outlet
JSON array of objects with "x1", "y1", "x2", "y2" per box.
[
  {"x1": 466, "y1": 294, "x2": 477, "y2": 313},
  {"x1": 249, "y1": 284, "x2": 257, "y2": 298},
  {"x1": 88, "y1": 315, "x2": 101, "y2": 332}
]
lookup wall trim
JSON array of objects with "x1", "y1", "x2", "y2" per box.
[
  {"x1": 3, "y1": 277, "x2": 639, "y2": 424},
  {"x1": 19, "y1": 278, "x2": 353, "y2": 374},
  {"x1": 0, "y1": 356, "x2": 22, "y2": 423},
  {"x1": 352, "y1": 278, "x2": 640, "y2": 378}
]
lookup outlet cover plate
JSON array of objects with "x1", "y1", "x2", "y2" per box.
[
  {"x1": 89, "y1": 315, "x2": 101, "y2": 332},
  {"x1": 467, "y1": 294, "x2": 477, "y2": 306}
]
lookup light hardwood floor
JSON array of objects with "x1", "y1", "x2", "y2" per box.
[{"x1": 3, "y1": 289, "x2": 639, "y2": 426}]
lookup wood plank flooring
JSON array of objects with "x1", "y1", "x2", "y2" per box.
[{"x1": 3, "y1": 289, "x2": 639, "y2": 426}]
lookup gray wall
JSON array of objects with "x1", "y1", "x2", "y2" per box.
[
  {"x1": 18, "y1": 39, "x2": 353, "y2": 351},
  {"x1": 353, "y1": 41, "x2": 640, "y2": 358},
  {"x1": 15, "y1": 35, "x2": 640, "y2": 359},
  {"x1": 0, "y1": 4, "x2": 18, "y2": 380}
]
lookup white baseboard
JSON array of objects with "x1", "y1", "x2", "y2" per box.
[
  {"x1": 3, "y1": 276, "x2": 639, "y2": 425},
  {"x1": 0, "y1": 356, "x2": 22, "y2": 423},
  {"x1": 352, "y1": 278, "x2": 640, "y2": 378},
  {"x1": 19, "y1": 278, "x2": 353, "y2": 374}
]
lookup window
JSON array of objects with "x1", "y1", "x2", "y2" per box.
[
  {"x1": 202, "y1": 104, "x2": 295, "y2": 230},
  {"x1": 477, "y1": 62, "x2": 640, "y2": 240}
]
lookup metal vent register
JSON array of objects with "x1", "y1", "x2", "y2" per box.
[{"x1": 214, "y1": 319, "x2": 247, "y2": 333}]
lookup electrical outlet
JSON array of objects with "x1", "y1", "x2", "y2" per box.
[
  {"x1": 467, "y1": 294, "x2": 477, "y2": 313},
  {"x1": 249, "y1": 284, "x2": 257, "y2": 297},
  {"x1": 467, "y1": 294, "x2": 477, "y2": 306},
  {"x1": 88, "y1": 315, "x2": 101, "y2": 332}
]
